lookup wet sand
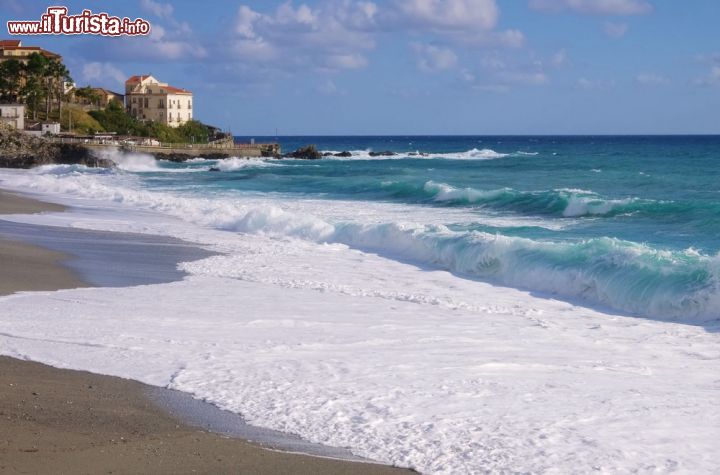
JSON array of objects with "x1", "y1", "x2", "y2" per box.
[{"x1": 0, "y1": 190, "x2": 412, "y2": 474}]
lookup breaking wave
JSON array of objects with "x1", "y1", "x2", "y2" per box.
[
  {"x1": 422, "y1": 182, "x2": 648, "y2": 217},
  {"x1": 3, "y1": 166, "x2": 720, "y2": 321},
  {"x1": 320, "y1": 148, "x2": 523, "y2": 160},
  {"x1": 214, "y1": 157, "x2": 281, "y2": 171}
]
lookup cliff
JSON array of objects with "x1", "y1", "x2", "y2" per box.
[{"x1": 0, "y1": 124, "x2": 114, "y2": 169}]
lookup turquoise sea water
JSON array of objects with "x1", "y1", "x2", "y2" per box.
[{"x1": 145, "y1": 136, "x2": 720, "y2": 321}]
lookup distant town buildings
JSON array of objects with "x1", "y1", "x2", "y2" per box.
[
  {"x1": 125, "y1": 75, "x2": 193, "y2": 128},
  {"x1": 0, "y1": 103, "x2": 24, "y2": 130},
  {"x1": 92, "y1": 88, "x2": 124, "y2": 107},
  {"x1": 24, "y1": 121, "x2": 61, "y2": 137},
  {"x1": 0, "y1": 39, "x2": 61, "y2": 63},
  {"x1": 69, "y1": 86, "x2": 124, "y2": 108}
]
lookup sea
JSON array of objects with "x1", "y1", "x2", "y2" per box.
[
  {"x1": 1, "y1": 135, "x2": 719, "y2": 473},
  {"x1": 156, "y1": 135, "x2": 717, "y2": 320}
]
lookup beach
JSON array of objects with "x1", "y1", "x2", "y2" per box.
[{"x1": 0, "y1": 191, "x2": 410, "y2": 474}]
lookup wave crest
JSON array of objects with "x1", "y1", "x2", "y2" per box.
[{"x1": 6, "y1": 168, "x2": 719, "y2": 321}]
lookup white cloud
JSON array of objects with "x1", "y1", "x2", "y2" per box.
[
  {"x1": 395, "y1": 0, "x2": 499, "y2": 30},
  {"x1": 326, "y1": 53, "x2": 369, "y2": 69},
  {"x1": 498, "y1": 71, "x2": 548, "y2": 85},
  {"x1": 635, "y1": 73, "x2": 669, "y2": 85},
  {"x1": 695, "y1": 66, "x2": 720, "y2": 86},
  {"x1": 460, "y1": 52, "x2": 550, "y2": 92},
  {"x1": 576, "y1": 77, "x2": 615, "y2": 89},
  {"x1": 316, "y1": 79, "x2": 346, "y2": 95},
  {"x1": 529, "y1": 0, "x2": 653, "y2": 15},
  {"x1": 80, "y1": 62, "x2": 126, "y2": 88},
  {"x1": 79, "y1": 2, "x2": 206, "y2": 62},
  {"x1": 140, "y1": 0, "x2": 174, "y2": 20},
  {"x1": 551, "y1": 49, "x2": 568, "y2": 66},
  {"x1": 603, "y1": 21, "x2": 628, "y2": 38},
  {"x1": 412, "y1": 43, "x2": 458, "y2": 71},
  {"x1": 491, "y1": 29, "x2": 525, "y2": 48},
  {"x1": 229, "y1": 2, "x2": 376, "y2": 72}
]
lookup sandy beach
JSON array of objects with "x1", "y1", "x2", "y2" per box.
[{"x1": 0, "y1": 191, "x2": 411, "y2": 474}]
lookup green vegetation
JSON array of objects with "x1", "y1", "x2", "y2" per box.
[
  {"x1": 1, "y1": 54, "x2": 210, "y2": 143},
  {"x1": 89, "y1": 101, "x2": 210, "y2": 143},
  {"x1": 73, "y1": 86, "x2": 103, "y2": 108},
  {"x1": 60, "y1": 106, "x2": 104, "y2": 135},
  {"x1": 0, "y1": 53, "x2": 72, "y2": 121}
]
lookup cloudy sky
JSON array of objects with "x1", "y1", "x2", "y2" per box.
[{"x1": 2, "y1": 0, "x2": 719, "y2": 134}]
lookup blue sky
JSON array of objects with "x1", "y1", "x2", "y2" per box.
[{"x1": 2, "y1": 0, "x2": 719, "y2": 134}]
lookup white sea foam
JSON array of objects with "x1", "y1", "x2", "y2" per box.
[
  {"x1": 215, "y1": 157, "x2": 280, "y2": 171},
  {"x1": 94, "y1": 148, "x2": 163, "y2": 172},
  {"x1": 321, "y1": 148, "x2": 513, "y2": 160},
  {"x1": 0, "y1": 174, "x2": 718, "y2": 473}
]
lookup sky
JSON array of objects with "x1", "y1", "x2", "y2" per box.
[{"x1": 1, "y1": 0, "x2": 719, "y2": 135}]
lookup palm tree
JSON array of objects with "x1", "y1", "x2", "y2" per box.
[{"x1": 46, "y1": 59, "x2": 72, "y2": 119}]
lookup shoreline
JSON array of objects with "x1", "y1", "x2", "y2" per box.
[{"x1": 0, "y1": 189, "x2": 411, "y2": 474}]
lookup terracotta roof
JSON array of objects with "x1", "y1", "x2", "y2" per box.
[
  {"x1": 160, "y1": 85, "x2": 192, "y2": 94},
  {"x1": 0, "y1": 45, "x2": 61, "y2": 58},
  {"x1": 125, "y1": 75, "x2": 151, "y2": 84},
  {"x1": 0, "y1": 40, "x2": 21, "y2": 47}
]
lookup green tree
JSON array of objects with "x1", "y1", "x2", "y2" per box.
[
  {"x1": 74, "y1": 86, "x2": 102, "y2": 108},
  {"x1": 46, "y1": 59, "x2": 72, "y2": 119},
  {"x1": 177, "y1": 120, "x2": 210, "y2": 144},
  {"x1": 0, "y1": 59, "x2": 24, "y2": 103},
  {"x1": 22, "y1": 53, "x2": 50, "y2": 120}
]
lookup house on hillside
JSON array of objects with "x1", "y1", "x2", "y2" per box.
[
  {"x1": 69, "y1": 86, "x2": 124, "y2": 108},
  {"x1": 0, "y1": 39, "x2": 61, "y2": 63},
  {"x1": 0, "y1": 103, "x2": 24, "y2": 129},
  {"x1": 92, "y1": 88, "x2": 124, "y2": 107},
  {"x1": 124, "y1": 75, "x2": 193, "y2": 128}
]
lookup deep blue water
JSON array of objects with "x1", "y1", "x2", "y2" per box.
[{"x1": 145, "y1": 136, "x2": 720, "y2": 320}]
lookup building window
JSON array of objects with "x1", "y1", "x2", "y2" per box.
[
  {"x1": 188, "y1": 100, "x2": 192, "y2": 109},
  {"x1": 132, "y1": 97, "x2": 137, "y2": 103},
  {"x1": 169, "y1": 113, "x2": 173, "y2": 121},
  {"x1": 144, "y1": 98, "x2": 149, "y2": 108}
]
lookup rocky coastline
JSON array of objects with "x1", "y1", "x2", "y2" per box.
[
  {"x1": 1, "y1": 123, "x2": 399, "y2": 168},
  {"x1": 0, "y1": 124, "x2": 114, "y2": 169}
]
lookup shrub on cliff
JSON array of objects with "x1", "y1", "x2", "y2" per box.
[
  {"x1": 90, "y1": 102, "x2": 210, "y2": 143},
  {"x1": 61, "y1": 106, "x2": 105, "y2": 135}
]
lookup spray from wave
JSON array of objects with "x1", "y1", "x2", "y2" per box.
[{"x1": 93, "y1": 148, "x2": 163, "y2": 172}]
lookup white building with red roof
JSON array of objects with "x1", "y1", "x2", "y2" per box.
[{"x1": 124, "y1": 75, "x2": 193, "y2": 128}]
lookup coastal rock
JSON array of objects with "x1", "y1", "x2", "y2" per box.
[
  {"x1": 321, "y1": 151, "x2": 353, "y2": 157},
  {"x1": 368, "y1": 150, "x2": 396, "y2": 157},
  {"x1": 153, "y1": 152, "x2": 239, "y2": 162},
  {"x1": 0, "y1": 124, "x2": 113, "y2": 169},
  {"x1": 284, "y1": 145, "x2": 322, "y2": 160}
]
